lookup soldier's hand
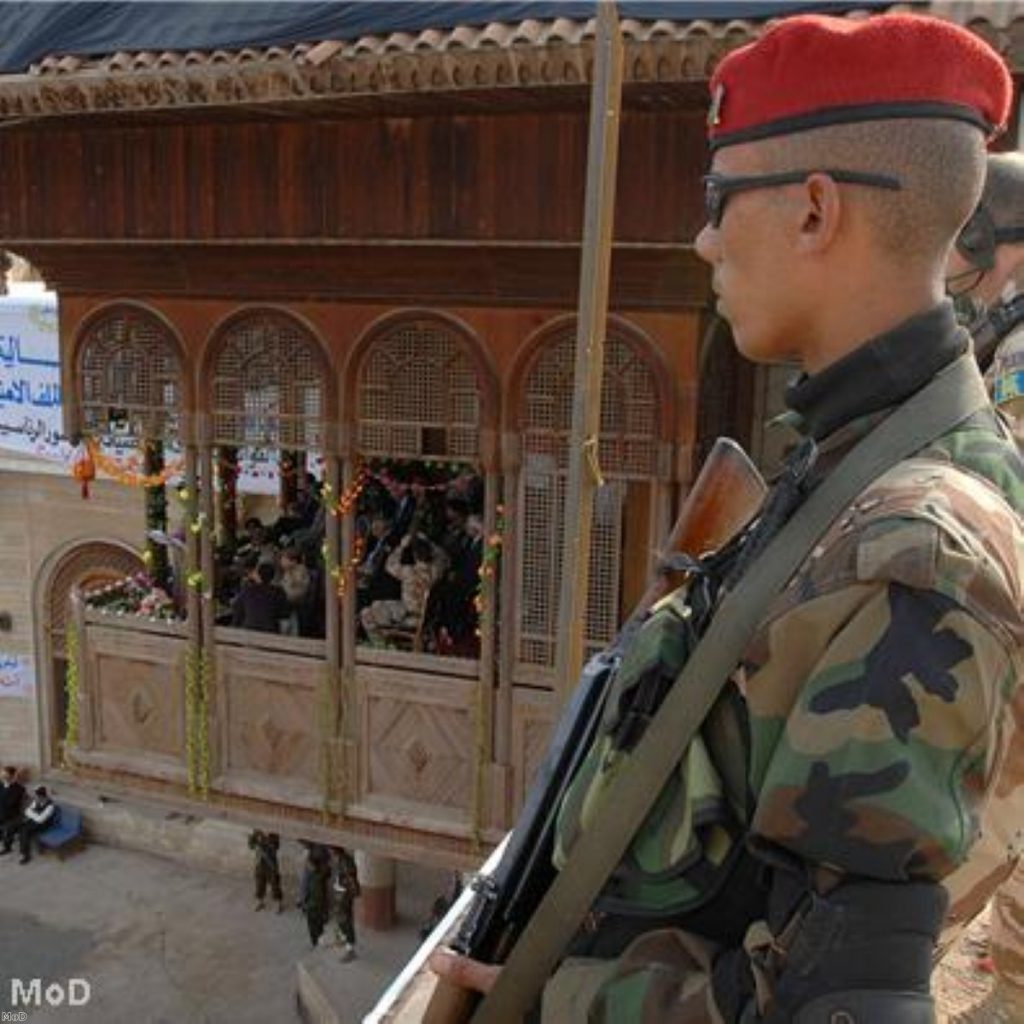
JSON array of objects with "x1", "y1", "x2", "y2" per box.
[{"x1": 428, "y1": 947, "x2": 501, "y2": 994}]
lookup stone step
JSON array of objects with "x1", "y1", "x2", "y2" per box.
[{"x1": 42, "y1": 776, "x2": 312, "y2": 877}]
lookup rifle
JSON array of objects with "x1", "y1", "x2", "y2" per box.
[
  {"x1": 971, "y1": 293, "x2": 1024, "y2": 373},
  {"x1": 367, "y1": 438, "x2": 766, "y2": 1024}
]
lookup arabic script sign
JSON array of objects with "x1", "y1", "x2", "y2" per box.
[
  {"x1": 0, "y1": 289, "x2": 280, "y2": 494},
  {"x1": 0, "y1": 653, "x2": 34, "y2": 698},
  {"x1": 0, "y1": 290, "x2": 63, "y2": 460}
]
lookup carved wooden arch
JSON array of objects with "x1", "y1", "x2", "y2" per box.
[
  {"x1": 508, "y1": 314, "x2": 675, "y2": 471},
  {"x1": 73, "y1": 301, "x2": 189, "y2": 442},
  {"x1": 44, "y1": 539, "x2": 144, "y2": 641},
  {"x1": 201, "y1": 306, "x2": 335, "y2": 451},
  {"x1": 344, "y1": 309, "x2": 500, "y2": 466}
]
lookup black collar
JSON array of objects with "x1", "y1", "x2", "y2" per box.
[{"x1": 785, "y1": 302, "x2": 968, "y2": 442}]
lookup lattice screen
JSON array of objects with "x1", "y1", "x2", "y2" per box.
[
  {"x1": 79, "y1": 309, "x2": 182, "y2": 440},
  {"x1": 516, "y1": 329, "x2": 660, "y2": 677},
  {"x1": 357, "y1": 320, "x2": 482, "y2": 461},
  {"x1": 211, "y1": 312, "x2": 325, "y2": 449}
]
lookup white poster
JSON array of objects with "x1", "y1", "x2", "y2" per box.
[
  {"x1": 0, "y1": 286, "x2": 279, "y2": 494},
  {"x1": 0, "y1": 287, "x2": 65, "y2": 460},
  {"x1": 0, "y1": 653, "x2": 34, "y2": 698}
]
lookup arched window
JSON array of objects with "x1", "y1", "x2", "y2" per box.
[
  {"x1": 210, "y1": 310, "x2": 326, "y2": 449},
  {"x1": 357, "y1": 318, "x2": 484, "y2": 462},
  {"x1": 79, "y1": 306, "x2": 182, "y2": 440},
  {"x1": 516, "y1": 325, "x2": 662, "y2": 677}
]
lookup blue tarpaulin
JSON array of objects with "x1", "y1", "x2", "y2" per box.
[{"x1": 0, "y1": 2, "x2": 900, "y2": 75}]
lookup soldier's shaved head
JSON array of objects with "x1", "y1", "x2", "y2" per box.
[{"x1": 753, "y1": 118, "x2": 986, "y2": 265}]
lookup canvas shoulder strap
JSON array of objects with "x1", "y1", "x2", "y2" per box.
[{"x1": 473, "y1": 353, "x2": 990, "y2": 1023}]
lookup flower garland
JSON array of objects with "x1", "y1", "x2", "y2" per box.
[
  {"x1": 470, "y1": 503, "x2": 505, "y2": 850},
  {"x1": 470, "y1": 664, "x2": 489, "y2": 853},
  {"x1": 197, "y1": 651, "x2": 211, "y2": 796},
  {"x1": 84, "y1": 436, "x2": 185, "y2": 488},
  {"x1": 321, "y1": 464, "x2": 369, "y2": 519},
  {"x1": 63, "y1": 622, "x2": 80, "y2": 759},
  {"x1": 474, "y1": 504, "x2": 507, "y2": 639},
  {"x1": 85, "y1": 573, "x2": 179, "y2": 621},
  {"x1": 318, "y1": 667, "x2": 337, "y2": 819},
  {"x1": 184, "y1": 648, "x2": 211, "y2": 796},
  {"x1": 323, "y1": 534, "x2": 365, "y2": 600}
]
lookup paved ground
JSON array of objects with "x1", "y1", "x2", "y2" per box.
[
  {"x1": 0, "y1": 841, "x2": 445, "y2": 1024},
  {"x1": 0, "y1": 832, "x2": 1004, "y2": 1023}
]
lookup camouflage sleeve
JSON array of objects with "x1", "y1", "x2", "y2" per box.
[{"x1": 749, "y1": 499, "x2": 1024, "y2": 883}]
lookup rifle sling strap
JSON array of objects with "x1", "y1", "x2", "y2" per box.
[{"x1": 473, "y1": 353, "x2": 989, "y2": 1023}]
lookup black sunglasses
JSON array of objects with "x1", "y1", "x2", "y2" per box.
[{"x1": 702, "y1": 169, "x2": 903, "y2": 228}]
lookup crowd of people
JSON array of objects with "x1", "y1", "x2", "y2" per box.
[
  {"x1": 217, "y1": 471, "x2": 327, "y2": 638},
  {"x1": 355, "y1": 468, "x2": 485, "y2": 656},
  {"x1": 217, "y1": 464, "x2": 486, "y2": 656}
]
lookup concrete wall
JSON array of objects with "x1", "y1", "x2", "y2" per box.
[{"x1": 0, "y1": 452, "x2": 142, "y2": 770}]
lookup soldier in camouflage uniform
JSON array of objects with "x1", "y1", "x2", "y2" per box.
[
  {"x1": 331, "y1": 846, "x2": 361, "y2": 962},
  {"x1": 944, "y1": 151, "x2": 1024, "y2": 1022},
  {"x1": 432, "y1": 14, "x2": 1023, "y2": 1022}
]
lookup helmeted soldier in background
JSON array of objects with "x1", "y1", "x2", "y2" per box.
[
  {"x1": 433, "y1": 13, "x2": 1024, "y2": 1023},
  {"x1": 944, "y1": 151, "x2": 1024, "y2": 1024},
  {"x1": 947, "y1": 152, "x2": 1024, "y2": 446}
]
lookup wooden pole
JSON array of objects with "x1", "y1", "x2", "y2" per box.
[{"x1": 553, "y1": 2, "x2": 623, "y2": 705}]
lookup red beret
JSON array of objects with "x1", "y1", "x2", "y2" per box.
[{"x1": 708, "y1": 13, "x2": 1013, "y2": 151}]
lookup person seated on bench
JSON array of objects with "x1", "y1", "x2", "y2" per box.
[
  {"x1": 1, "y1": 785, "x2": 56, "y2": 864},
  {"x1": 0, "y1": 765, "x2": 25, "y2": 833}
]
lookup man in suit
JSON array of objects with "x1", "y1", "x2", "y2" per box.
[
  {"x1": 0, "y1": 766, "x2": 25, "y2": 832},
  {"x1": 231, "y1": 560, "x2": 289, "y2": 633},
  {"x1": 2, "y1": 784, "x2": 56, "y2": 864}
]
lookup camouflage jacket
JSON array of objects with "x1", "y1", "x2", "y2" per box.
[
  {"x1": 941, "y1": 309, "x2": 1024, "y2": 952},
  {"x1": 546, "y1": 309, "x2": 1024, "y2": 1022}
]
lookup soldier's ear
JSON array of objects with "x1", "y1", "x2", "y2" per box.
[{"x1": 795, "y1": 173, "x2": 842, "y2": 254}]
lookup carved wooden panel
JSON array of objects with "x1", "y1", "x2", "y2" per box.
[
  {"x1": 356, "y1": 666, "x2": 476, "y2": 831},
  {"x1": 88, "y1": 626, "x2": 185, "y2": 761},
  {"x1": 509, "y1": 685, "x2": 557, "y2": 819},
  {"x1": 219, "y1": 645, "x2": 322, "y2": 786}
]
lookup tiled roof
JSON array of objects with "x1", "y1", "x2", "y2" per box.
[{"x1": 0, "y1": 3, "x2": 1017, "y2": 121}]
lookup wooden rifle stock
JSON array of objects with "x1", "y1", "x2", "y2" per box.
[
  {"x1": 637, "y1": 437, "x2": 769, "y2": 614},
  {"x1": 369, "y1": 438, "x2": 766, "y2": 1024}
]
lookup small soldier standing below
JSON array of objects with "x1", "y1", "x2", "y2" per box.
[
  {"x1": 331, "y1": 846, "x2": 361, "y2": 962},
  {"x1": 299, "y1": 843, "x2": 332, "y2": 949},
  {"x1": 248, "y1": 829, "x2": 283, "y2": 914}
]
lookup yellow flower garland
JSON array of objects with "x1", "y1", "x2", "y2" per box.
[{"x1": 63, "y1": 623, "x2": 80, "y2": 760}]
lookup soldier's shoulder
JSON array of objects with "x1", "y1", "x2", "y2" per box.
[
  {"x1": 839, "y1": 456, "x2": 1024, "y2": 645},
  {"x1": 921, "y1": 413, "x2": 1024, "y2": 511}
]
